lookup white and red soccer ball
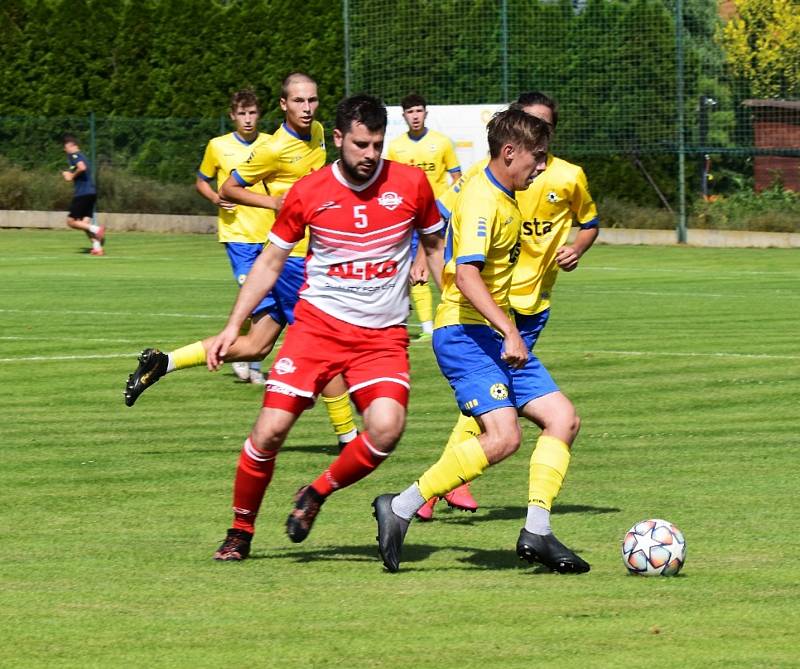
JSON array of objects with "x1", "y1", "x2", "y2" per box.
[{"x1": 622, "y1": 519, "x2": 686, "y2": 576}]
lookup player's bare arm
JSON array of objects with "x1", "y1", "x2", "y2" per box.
[
  {"x1": 218, "y1": 175, "x2": 284, "y2": 211},
  {"x1": 206, "y1": 243, "x2": 292, "y2": 370},
  {"x1": 455, "y1": 262, "x2": 527, "y2": 368},
  {"x1": 420, "y1": 232, "x2": 445, "y2": 289},
  {"x1": 195, "y1": 176, "x2": 236, "y2": 210},
  {"x1": 555, "y1": 227, "x2": 599, "y2": 272},
  {"x1": 62, "y1": 160, "x2": 87, "y2": 181},
  {"x1": 409, "y1": 242, "x2": 429, "y2": 285}
]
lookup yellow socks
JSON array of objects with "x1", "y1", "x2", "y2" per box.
[
  {"x1": 322, "y1": 392, "x2": 358, "y2": 443},
  {"x1": 411, "y1": 283, "x2": 433, "y2": 328},
  {"x1": 528, "y1": 435, "x2": 571, "y2": 510},
  {"x1": 418, "y1": 436, "x2": 489, "y2": 500},
  {"x1": 171, "y1": 341, "x2": 207, "y2": 370},
  {"x1": 444, "y1": 413, "x2": 481, "y2": 453}
]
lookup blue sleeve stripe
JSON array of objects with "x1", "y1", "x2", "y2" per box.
[
  {"x1": 579, "y1": 217, "x2": 600, "y2": 229},
  {"x1": 456, "y1": 254, "x2": 486, "y2": 265},
  {"x1": 196, "y1": 170, "x2": 213, "y2": 181},
  {"x1": 231, "y1": 170, "x2": 252, "y2": 187},
  {"x1": 436, "y1": 200, "x2": 451, "y2": 220},
  {"x1": 447, "y1": 166, "x2": 461, "y2": 173}
]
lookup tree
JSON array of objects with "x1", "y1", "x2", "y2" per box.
[{"x1": 717, "y1": 0, "x2": 800, "y2": 99}]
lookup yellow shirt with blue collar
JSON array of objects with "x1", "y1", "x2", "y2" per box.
[
  {"x1": 197, "y1": 131, "x2": 272, "y2": 243},
  {"x1": 435, "y1": 165, "x2": 522, "y2": 328}
]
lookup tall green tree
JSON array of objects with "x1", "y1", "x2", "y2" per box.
[{"x1": 717, "y1": 0, "x2": 800, "y2": 98}]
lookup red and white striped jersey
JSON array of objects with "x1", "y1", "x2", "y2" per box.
[{"x1": 269, "y1": 159, "x2": 443, "y2": 328}]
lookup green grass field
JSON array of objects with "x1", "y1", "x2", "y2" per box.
[{"x1": 1, "y1": 228, "x2": 798, "y2": 668}]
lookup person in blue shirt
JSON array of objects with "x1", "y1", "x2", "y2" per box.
[{"x1": 62, "y1": 134, "x2": 104, "y2": 255}]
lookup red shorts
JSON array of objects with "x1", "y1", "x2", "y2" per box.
[{"x1": 263, "y1": 299, "x2": 410, "y2": 414}]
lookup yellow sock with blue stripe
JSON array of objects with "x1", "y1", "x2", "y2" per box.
[
  {"x1": 528, "y1": 435, "x2": 571, "y2": 510},
  {"x1": 418, "y1": 436, "x2": 489, "y2": 500},
  {"x1": 170, "y1": 341, "x2": 207, "y2": 371},
  {"x1": 323, "y1": 392, "x2": 358, "y2": 443}
]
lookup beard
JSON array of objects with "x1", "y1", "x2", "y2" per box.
[{"x1": 339, "y1": 153, "x2": 378, "y2": 184}]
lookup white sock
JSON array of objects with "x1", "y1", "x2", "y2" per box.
[
  {"x1": 166, "y1": 353, "x2": 177, "y2": 373},
  {"x1": 391, "y1": 483, "x2": 426, "y2": 520},
  {"x1": 524, "y1": 505, "x2": 552, "y2": 535},
  {"x1": 249, "y1": 361, "x2": 261, "y2": 371},
  {"x1": 338, "y1": 428, "x2": 358, "y2": 445},
  {"x1": 91, "y1": 239, "x2": 102, "y2": 250},
  {"x1": 88, "y1": 223, "x2": 100, "y2": 235},
  {"x1": 421, "y1": 321, "x2": 434, "y2": 334}
]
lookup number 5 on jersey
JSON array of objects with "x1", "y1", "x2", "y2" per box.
[{"x1": 354, "y1": 205, "x2": 368, "y2": 229}]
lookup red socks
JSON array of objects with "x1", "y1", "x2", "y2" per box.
[
  {"x1": 311, "y1": 432, "x2": 387, "y2": 497},
  {"x1": 231, "y1": 436, "x2": 278, "y2": 533}
]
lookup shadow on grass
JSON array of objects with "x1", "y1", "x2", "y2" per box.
[
  {"x1": 256, "y1": 541, "x2": 584, "y2": 575},
  {"x1": 434, "y1": 503, "x2": 620, "y2": 526}
]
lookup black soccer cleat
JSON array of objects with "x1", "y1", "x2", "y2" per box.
[
  {"x1": 213, "y1": 528, "x2": 253, "y2": 561},
  {"x1": 516, "y1": 528, "x2": 590, "y2": 574},
  {"x1": 372, "y1": 494, "x2": 410, "y2": 573},
  {"x1": 124, "y1": 348, "x2": 168, "y2": 407},
  {"x1": 286, "y1": 485, "x2": 326, "y2": 543}
]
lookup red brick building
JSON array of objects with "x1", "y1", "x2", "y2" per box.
[{"x1": 742, "y1": 99, "x2": 800, "y2": 192}]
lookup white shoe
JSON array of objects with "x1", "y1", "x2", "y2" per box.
[
  {"x1": 249, "y1": 369, "x2": 266, "y2": 385},
  {"x1": 231, "y1": 362, "x2": 250, "y2": 381}
]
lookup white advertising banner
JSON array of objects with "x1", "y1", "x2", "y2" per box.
[{"x1": 385, "y1": 104, "x2": 507, "y2": 173}]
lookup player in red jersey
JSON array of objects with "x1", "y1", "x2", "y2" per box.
[{"x1": 207, "y1": 94, "x2": 445, "y2": 561}]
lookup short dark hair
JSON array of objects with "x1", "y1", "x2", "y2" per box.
[
  {"x1": 335, "y1": 94, "x2": 387, "y2": 134},
  {"x1": 61, "y1": 134, "x2": 78, "y2": 145},
  {"x1": 511, "y1": 91, "x2": 559, "y2": 129},
  {"x1": 229, "y1": 89, "x2": 260, "y2": 113},
  {"x1": 487, "y1": 108, "x2": 551, "y2": 159},
  {"x1": 281, "y1": 72, "x2": 316, "y2": 99},
  {"x1": 400, "y1": 93, "x2": 427, "y2": 110}
]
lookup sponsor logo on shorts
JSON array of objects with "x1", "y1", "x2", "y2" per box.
[
  {"x1": 273, "y1": 357, "x2": 296, "y2": 375},
  {"x1": 377, "y1": 191, "x2": 403, "y2": 211},
  {"x1": 489, "y1": 383, "x2": 509, "y2": 400},
  {"x1": 464, "y1": 398, "x2": 479, "y2": 411}
]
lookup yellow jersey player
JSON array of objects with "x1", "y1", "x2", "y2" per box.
[
  {"x1": 373, "y1": 108, "x2": 558, "y2": 573},
  {"x1": 415, "y1": 93, "x2": 599, "y2": 575},
  {"x1": 195, "y1": 89, "x2": 272, "y2": 384},
  {"x1": 387, "y1": 93, "x2": 461, "y2": 340},
  {"x1": 124, "y1": 74, "x2": 359, "y2": 449}
]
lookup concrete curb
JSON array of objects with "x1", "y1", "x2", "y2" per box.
[{"x1": 1, "y1": 210, "x2": 798, "y2": 248}]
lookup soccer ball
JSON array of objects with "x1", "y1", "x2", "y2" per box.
[{"x1": 622, "y1": 519, "x2": 686, "y2": 576}]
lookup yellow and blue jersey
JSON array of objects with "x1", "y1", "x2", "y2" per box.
[
  {"x1": 437, "y1": 158, "x2": 486, "y2": 220},
  {"x1": 197, "y1": 131, "x2": 272, "y2": 243},
  {"x1": 231, "y1": 121, "x2": 326, "y2": 256},
  {"x1": 512, "y1": 155, "x2": 599, "y2": 315},
  {"x1": 387, "y1": 128, "x2": 460, "y2": 197},
  {"x1": 435, "y1": 166, "x2": 522, "y2": 328}
]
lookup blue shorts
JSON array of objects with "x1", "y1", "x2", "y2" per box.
[
  {"x1": 224, "y1": 243, "x2": 305, "y2": 326},
  {"x1": 410, "y1": 230, "x2": 420, "y2": 258},
  {"x1": 510, "y1": 309, "x2": 559, "y2": 406},
  {"x1": 433, "y1": 324, "x2": 517, "y2": 417}
]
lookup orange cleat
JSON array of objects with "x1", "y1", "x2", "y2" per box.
[
  {"x1": 443, "y1": 483, "x2": 478, "y2": 512},
  {"x1": 415, "y1": 496, "x2": 439, "y2": 521},
  {"x1": 89, "y1": 247, "x2": 105, "y2": 256}
]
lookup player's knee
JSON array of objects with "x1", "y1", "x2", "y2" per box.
[
  {"x1": 66, "y1": 218, "x2": 80, "y2": 229},
  {"x1": 364, "y1": 417, "x2": 405, "y2": 453},
  {"x1": 482, "y1": 421, "x2": 521, "y2": 461},
  {"x1": 250, "y1": 418, "x2": 291, "y2": 452}
]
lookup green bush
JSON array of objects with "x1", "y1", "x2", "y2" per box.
[{"x1": 692, "y1": 185, "x2": 800, "y2": 232}]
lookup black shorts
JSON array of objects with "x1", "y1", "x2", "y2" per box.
[{"x1": 68, "y1": 194, "x2": 97, "y2": 219}]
